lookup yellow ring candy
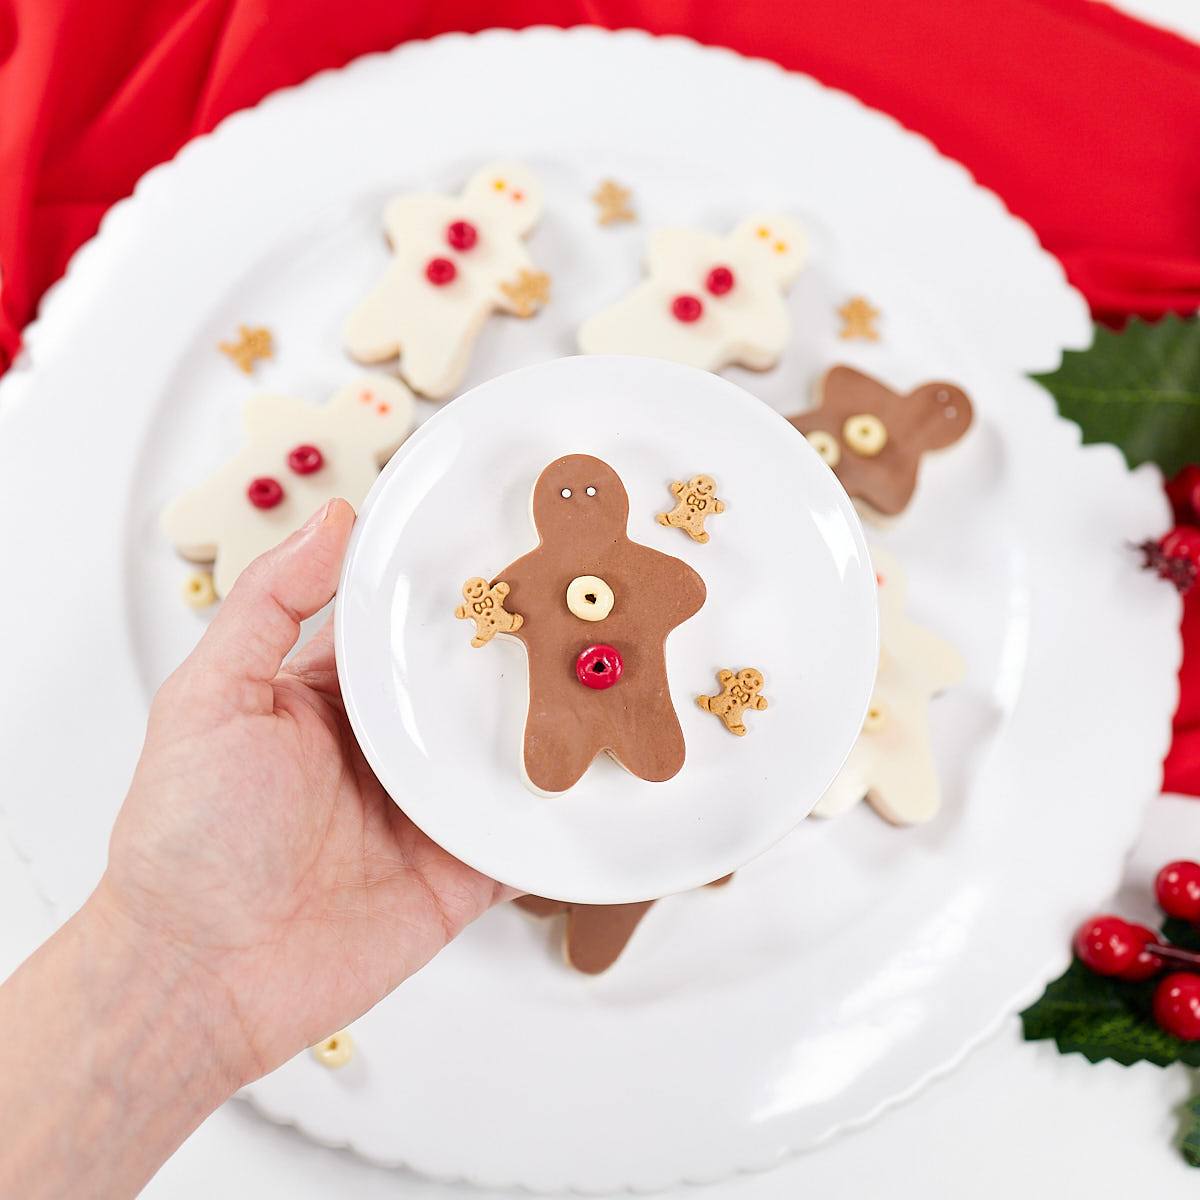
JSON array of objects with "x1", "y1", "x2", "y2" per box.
[
  {"x1": 182, "y1": 571, "x2": 217, "y2": 608},
  {"x1": 805, "y1": 430, "x2": 841, "y2": 469},
  {"x1": 566, "y1": 575, "x2": 615, "y2": 622},
  {"x1": 843, "y1": 413, "x2": 888, "y2": 457},
  {"x1": 311, "y1": 1030, "x2": 354, "y2": 1068}
]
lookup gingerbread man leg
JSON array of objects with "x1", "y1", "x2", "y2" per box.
[
  {"x1": 608, "y1": 693, "x2": 687, "y2": 782},
  {"x1": 344, "y1": 277, "x2": 405, "y2": 363},
  {"x1": 396, "y1": 305, "x2": 490, "y2": 399},
  {"x1": 521, "y1": 708, "x2": 606, "y2": 795},
  {"x1": 565, "y1": 902, "x2": 655, "y2": 974}
]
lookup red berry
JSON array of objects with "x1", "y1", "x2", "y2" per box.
[
  {"x1": 1154, "y1": 972, "x2": 1200, "y2": 1040},
  {"x1": 1121, "y1": 923, "x2": 1165, "y2": 981},
  {"x1": 575, "y1": 644, "x2": 623, "y2": 690},
  {"x1": 671, "y1": 294, "x2": 703, "y2": 323},
  {"x1": 446, "y1": 220, "x2": 478, "y2": 251},
  {"x1": 425, "y1": 257, "x2": 457, "y2": 285},
  {"x1": 705, "y1": 265, "x2": 735, "y2": 296},
  {"x1": 1161, "y1": 526, "x2": 1200, "y2": 565},
  {"x1": 1073, "y1": 915, "x2": 1142, "y2": 976},
  {"x1": 1156, "y1": 860, "x2": 1200, "y2": 921},
  {"x1": 286, "y1": 444, "x2": 324, "y2": 475},
  {"x1": 1166, "y1": 465, "x2": 1200, "y2": 522},
  {"x1": 247, "y1": 477, "x2": 284, "y2": 509}
]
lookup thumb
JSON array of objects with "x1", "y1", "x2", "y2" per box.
[{"x1": 190, "y1": 498, "x2": 356, "y2": 697}]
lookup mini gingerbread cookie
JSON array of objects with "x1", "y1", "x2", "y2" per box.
[
  {"x1": 515, "y1": 875, "x2": 734, "y2": 974},
  {"x1": 455, "y1": 577, "x2": 523, "y2": 647},
  {"x1": 697, "y1": 668, "x2": 769, "y2": 736},
  {"x1": 162, "y1": 376, "x2": 415, "y2": 598},
  {"x1": 489, "y1": 454, "x2": 706, "y2": 795},
  {"x1": 577, "y1": 215, "x2": 808, "y2": 372},
  {"x1": 656, "y1": 474, "x2": 725, "y2": 543},
  {"x1": 789, "y1": 366, "x2": 973, "y2": 519},
  {"x1": 812, "y1": 547, "x2": 964, "y2": 825},
  {"x1": 218, "y1": 324, "x2": 273, "y2": 373},
  {"x1": 836, "y1": 296, "x2": 880, "y2": 341},
  {"x1": 592, "y1": 179, "x2": 635, "y2": 225},
  {"x1": 344, "y1": 162, "x2": 547, "y2": 399}
]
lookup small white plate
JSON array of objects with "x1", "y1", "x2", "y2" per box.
[{"x1": 335, "y1": 355, "x2": 878, "y2": 903}]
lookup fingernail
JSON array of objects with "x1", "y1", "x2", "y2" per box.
[{"x1": 301, "y1": 500, "x2": 334, "y2": 532}]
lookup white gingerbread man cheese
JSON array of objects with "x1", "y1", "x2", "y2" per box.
[
  {"x1": 344, "y1": 162, "x2": 547, "y2": 399},
  {"x1": 812, "y1": 546, "x2": 964, "y2": 826},
  {"x1": 577, "y1": 215, "x2": 807, "y2": 372},
  {"x1": 162, "y1": 376, "x2": 415, "y2": 598}
]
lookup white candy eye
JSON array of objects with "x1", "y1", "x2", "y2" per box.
[
  {"x1": 806, "y1": 430, "x2": 841, "y2": 468},
  {"x1": 561, "y1": 488, "x2": 572, "y2": 498},
  {"x1": 586, "y1": 486, "x2": 597, "y2": 496},
  {"x1": 843, "y1": 414, "x2": 888, "y2": 457}
]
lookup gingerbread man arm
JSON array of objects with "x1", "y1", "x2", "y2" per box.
[
  {"x1": 670, "y1": 479, "x2": 685, "y2": 498},
  {"x1": 754, "y1": 695, "x2": 769, "y2": 711},
  {"x1": 494, "y1": 581, "x2": 510, "y2": 598},
  {"x1": 717, "y1": 668, "x2": 734, "y2": 686},
  {"x1": 712, "y1": 498, "x2": 726, "y2": 514}
]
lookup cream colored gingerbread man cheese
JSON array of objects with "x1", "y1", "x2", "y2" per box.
[
  {"x1": 657, "y1": 474, "x2": 725, "y2": 543},
  {"x1": 577, "y1": 215, "x2": 807, "y2": 372},
  {"x1": 455, "y1": 577, "x2": 524, "y2": 647},
  {"x1": 162, "y1": 376, "x2": 415, "y2": 598},
  {"x1": 344, "y1": 162, "x2": 547, "y2": 399},
  {"x1": 697, "y1": 668, "x2": 769, "y2": 736},
  {"x1": 812, "y1": 547, "x2": 964, "y2": 825}
]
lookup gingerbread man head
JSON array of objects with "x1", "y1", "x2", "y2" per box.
[
  {"x1": 731, "y1": 668, "x2": 764, "y2": 701},
  {"x1": 789, "y1": 366, "x2": 973, "y2": 518},
  {"x1": 462, "y1": 577, "x2": 489, "y2": 603},
  {"x1": 461, "y1": 161, "x2": 544, "y2": 235},
  {"x1": 731, "y1": 214, "x2": 809, "y2": 285},
  {"x1": 530, "y1": 454, "x2": 630, "y2": 545}
]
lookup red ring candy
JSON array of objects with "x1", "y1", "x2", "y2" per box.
[
  {"x1": 671, "y1": 294, "x2": 703, "y2": 323},
  {"x1": 446, "y1": 220, "x2": 478, "y2": 251},
  {"x1": 247, "y1": 477, "x2": 284, "y2": 509},
  {"x1": 287, "y1": 444, "x2": 324, "y2": 475},
  {"x1": 706, "y1": 265, "x2": 735, "y2": 295},
  {"x1": 425, "y1": 257, "x2": 457, "y2": 285},
  {"x1": 576, "y1": 644, "x2": 624, "y2": 690}
]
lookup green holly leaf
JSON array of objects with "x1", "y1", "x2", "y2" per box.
[
  {"x1": 1031, "y1": 315, "x2": 1200, "y2": 478},
  {"x1": 1183, "y1": 1091, "x2": 1200, "y2": 1168},
  {"x1": 1020, "y1": 959, "x2": 1200, "y2": 1068}
]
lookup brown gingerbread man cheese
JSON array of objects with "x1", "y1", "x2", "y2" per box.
[
  {"x1": 516, "y1": 874, "x2": 735, "y2": 974},
  {"x1": 515, "y1": 895, "x2": 655, "y2": 974},
  {"x1": 788, "y1": 366, "x2": 973, "y2": 517},
  {"x1": 499, "y1": 454, "x2": 707, "y2": 795}
]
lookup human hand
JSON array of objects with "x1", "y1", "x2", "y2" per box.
[{"x1": 99, "y1": 498, "x2": 511, "y2": 1083}]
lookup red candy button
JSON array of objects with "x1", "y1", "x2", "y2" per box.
[
  {"x1": 671, "y1": 294, "x2": 703, "y2": 323},
  {"x1": 706, "y1": 265, "x2": 735, "y2": 295},
  {"x1": 247, "y1": 477, "x2": 284, "y2": 509},
  {"x1": 426, "y1": 257, "x2": 457, "y2": 285},
  {"x1": 287, "y1": 444, "x2": 324, "y2": 475},
  {"x1": 446, "y1": 220, "x2": 478, "y2": 251},
  {"x1": 576, "y1": 644, "x2": 624, "y2": 690}
]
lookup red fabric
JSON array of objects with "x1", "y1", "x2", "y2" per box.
[{"x1": 1, "y1": 0, "x2": 1198, "y2": 785}]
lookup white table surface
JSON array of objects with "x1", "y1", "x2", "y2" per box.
[
  {"x1": 3, "y1": 794, "x2": 1197, "y2": 1196},
  {"x1": 3, "y1": 0, "x2": 1198, "y2": 1193}
]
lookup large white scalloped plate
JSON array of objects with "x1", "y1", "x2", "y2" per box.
[{"x1": 0, "y1": 27, "x2": 1179, "y2": 1193}]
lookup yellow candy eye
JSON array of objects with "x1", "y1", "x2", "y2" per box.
[
  {"x1": 756, "y1": 226, "x2": 770, "y2": 239},
  {"x1": 863, "y1": 703, "x2": 886, "y2": 733},
  {"x1": 774, "y1": 241, "x2": 788, "y2": 254},
  {"x1": 806, "y1": 430, "x2": 841, "y2": 469},
  {"x1": 493, "y1": 179, "x2": 507, "y2": 191},
  {"x1": 312, "y1": 1030, "x2": 354, "y2": 1069},
  {"x1": 182, "y1": 571, "x2": 216, "y2": 609},
  {"x1": 843, "y1": 413, "x2": 888, "y2": 457}
]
